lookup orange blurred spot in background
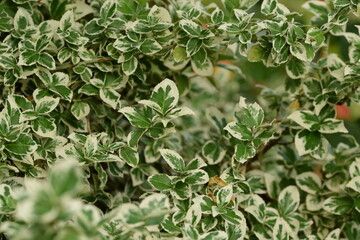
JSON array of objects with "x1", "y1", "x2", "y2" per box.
[{"x1": 336, "y1": 105, "x2": 351, "y2": 120}]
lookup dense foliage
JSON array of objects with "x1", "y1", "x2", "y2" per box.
[{"x1": 0, "y1": 0, "x2": 360, "y2": 239}]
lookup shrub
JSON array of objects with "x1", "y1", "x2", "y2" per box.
[{"x1": 0, "y1": 0, "x2": 360, "y2": 239}]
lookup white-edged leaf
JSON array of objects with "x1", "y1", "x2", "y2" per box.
[
  {"x1": 350, "y1": 159, "x2": 360, "y2": 178},
  {"x1": 119, "y1": 146, "x2": 139, "y2": 167},
  {"x1": 278, "y1": 186, "x2": 300, "y2": 216},
  {"x1": 216, "y1": 185, "x2": 233, "y2": 207},
  {"x1": 99, "y1": 88, "x2": 121, "y2": 109},
  {"x1": 234, "y1": 141, "x2": 256, "y2": 163},
  {"x1": 60, "y1": 10, "x2": 74, "y2": 31},
  {"x1": 294, "y1": 129, "x2": 327, "y2": 158},
  {"x1": 201, "y1": 231, "x2": 227, "y2": 240},
  {"x1": 179, "y1": 19, "x2": 202, "y2": 37},
  {"x1": 286, "y1": 58, "x2": 308, "y2": 79},
  {"x1": 148, "y1": 173, "x2": 173, "y2": 191},
  {"x1": 306, "y1": 194, "x2": 323, "y2": 211},
  {"x1": 119, "y1": 107, "x2": 152, "y2": 128},
  {"x1": 14, "y1": 8, "x2": 34, "y2": 31},
  {"x1": 159, "y1": 149, "x2": 186, "y2": 172},
  {"x1": 327, "y1": 54, "x2": 345, "y2": 80},
  {"x1": 220, "y1": 208, "x2": 246, "y2": 228},
  {"x1": 139, "y1": 39, "x2": 162, "y2": 55},
  {"x1": 191, "y1": 58, "x2": 214, "y2": 77},
  {"x1": 150, "y1": 78, "x2": 179, "y2": 115},
  {"x1": 32, "y1": 116, "x2": 57, "y2": 138},
  {"x1": 71, "y1": 102, "x2": 90, "y2": 120},
  {"x1": 273, "y1": 217, "x2": 291, "y2": 240},
  {"x1": 346, "y1": 176, "x2": 360, "y2": 193},
  {"x1": 211, "y1": 8, "x2": 224, "y2": 24},
  {"x1": 236, "y1": 97, "x2": 264, "y2": 127},
  {"x1": 319, "y1": 118, "x2": 348, "y2": 134},
  {"x1": 122, "y1": 57, "x2": 138, "y2": 76},
  {"x1": 100, "y1": 0, "x2": 117, "y2": 19},
  {"x1": 245, "y1": 195, "x2": 266, "y2": 223},
  {"x1": 35, "y1": 97, "x2": 60, "y2": 114},
  {"x1": 325, "y1": 228, "x2": 341, "y2": 240},
  {"x1": 4, "y1": 134, "x2": 37, "y2": 155},
  {"x1": 287, "y1": 110, "x2": 318, "y2": 131},
  {"x1": 295, "y1": 172, "x2": 322, "y2": 194},
  {"x1": 185, "y1": 203, "x2": 202, "y2": 226},
  {"x1": 184, "y1": 169, "x2": 209, "y2": 185},
  {"x1": 323, "y1": 196, "x2": 353, "y2": 215},
  {"x1": 224, "y1": 122, "x2": 252, "y2": 141},
  {"x1": 149, "y1": 6, "x2": 172, "y2": 23},
  {"x1": 261, "y1": 0, "x2": 277, "y2": 15},
  {"x1": 202, "y1": 140, "x2": 226, "y2": 165}
]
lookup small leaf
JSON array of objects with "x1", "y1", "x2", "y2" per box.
[
  {"x1": 211, "y1": 8, "x2": 224, "y2": 24},
  {"x1": 120, "y1": 107, "x2": 152, "y2": 128},
  {"x1": 84, "y1": 20, "x2": 105, "y2": 35},
  {"x1": 120, "y1": 146, "x2": 139, "y2": 167},
  {"x1": 202, "y1": 141, "x2": 226, "y2": 165},
  {"x1": 99, "y1": 88, "x2": 121, "y2": 109},
  {"x1": 221, "y1": 209, "x2": 246, "y2": 226},
  {"x1": 306, "y1": 27, "x2": 325, "y2": 47},
  {"x1": 325, "y1": 228, "x2": 341, "y2": 240},
  {"x1": 294, "y1": 129, "x2": 327, "y2": 158},
  {"x1": 139, "y1": 39, "x2": 162, "y2": 55},
  {"x1": 295, "y1": 172, "x2": 322, "y2": 195},
  {"x1": 224, "y1": 122, "x2": 252, "y2": 141},
  {"x1": 122, "y1": 57, "x2": 138, "y2": 76},
  {"x1": 5, "y1": 134, "x2": 37, "y2": 155},
  {"x1": 278, "y1": 186, "x2": 300, "y2": 216},
  {"x1": 290, "y1": 42, "x2": 314, "y2": 62},
  {"x1": 159, "y1": 149, "x2": 186, "y2": 172},
  {"x1": 35, "y1": 36, "x2": 50, "y2": 52},
  {"x1": 261, "y1": 0, "x2": 277, "y2": 15},
  {"x1": 57, "y1": 48, "x2": 72, "y2": 63},
  {"x1": 100, "y1": 0, "x2": 117, "y2": 19},
  {"x1": 179, "y1": 19, "x2": 202, "y2": 37},
  {"x1": 286, "y1": 57, "x2": 308, "y2": 79},
  {"x1": 127, "y1": 128, "x2": 146, "y2": 149},
  {"x1": 148, "y1": 174, "x2": 173, "y2": 191},
  {"x1": 149, "y1": 78, "x2": 179, "y2": 115},
  {"x1": 35, "y1": 97, "x2": 60, "y2": 114},
  {"x1": 14, "y1": 8, "x2": 34, "y2": 31},
  {"x1": 327, "y1": 54, "x2": 345, "y2": 80},
  {"x1": 236, "y1": 97, "x2": 264, "y2": 128},
  {"x1": 191, "y1": 58, "x2": 213, "y2": 76},
  {"x1": 32, "y1": 116, "x2": 57, "y2": 138},
  {"x1": 234, "y1": 141, "x2": 256, "y2": 163},
  {"x1": 323, "y1": 196, "x2": 354, "y2": 215},
  {"x1": 273, "y1": 217, "x2": 291, "y2": 240},
  {"x1": 71, "y1": 102, "x2": 90, "y2": 120},
  {"x1": 186, "y1": 38, "x2": 202, "y2": 57},
  {"x1": 38, "y1": 52, "x2": 56, "y2": 70},
  {"x1": 288, "y1": 110, "x2": 319, "y2": 131},
  {"x1": 59, "y1": 10, "x2": 74, "y2": 31},
  {"x1": 19, "y1": 50, "x2": 38, "y2": 66},
  {"x1": 184, "y1": 170, "x2": 209, "y2": 185},
  {"x1": 346, "y1": 176, "x2": 360, "y2": 193},
  {"x1": 217, "y1": 185, "x2": 233, "y2": 207}
]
